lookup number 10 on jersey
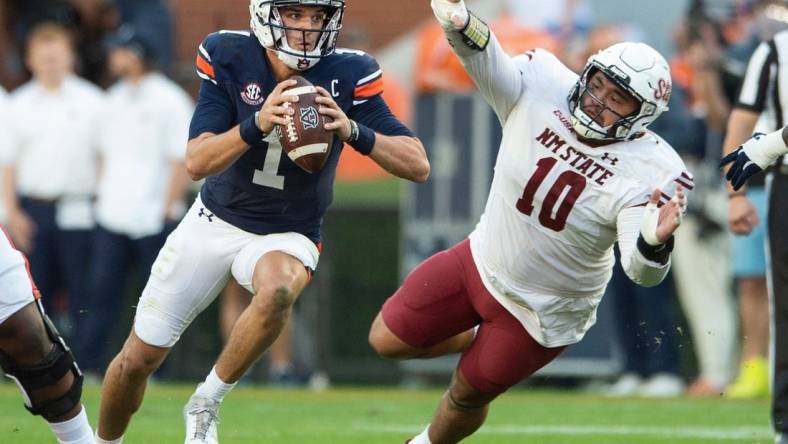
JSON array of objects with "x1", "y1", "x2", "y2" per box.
[{"x1": 516, "y1": 157, "x2": 586, "y2": 232}]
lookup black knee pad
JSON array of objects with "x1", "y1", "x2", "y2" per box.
[{"x1": 0, "y1": 300, "x2": 83, "y2": 421}]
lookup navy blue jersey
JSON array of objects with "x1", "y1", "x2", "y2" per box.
[{"x1": 189, "y1": 30, "x2": 413, "y2": 242}]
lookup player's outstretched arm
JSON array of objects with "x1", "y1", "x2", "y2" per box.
[
  {"x1": 185, "y1": 79, "x2": 299, "y2": 181},
  {"x1": 616, "y1": 186, "x2": 687, "y2": 287},
  {"x1": 720, "y1": 126, "x2": 788, "y2": 191},
  {"x1": 315, "y1": 87, "x2": 430, "y2": 183},
  {"x1": 431, "y1": 0, "x2": 524, "y2": 122}
]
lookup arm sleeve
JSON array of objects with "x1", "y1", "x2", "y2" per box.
[
  {"x1": 443, "y1": 28, "x2": 524, "y2": 123},
  {"x1": 735, "y1": 40, "x2": 775, "y2": 112},
  {"x1": 348, "y1": 95, "x2": 414, "y2": 137},
  {"x1": 616, "y1": 205, "x2": 671, "y2": 287}
]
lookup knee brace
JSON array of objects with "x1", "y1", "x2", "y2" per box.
[{"x1": 0, "y1": 300, "x2": 83, "y2": 421}]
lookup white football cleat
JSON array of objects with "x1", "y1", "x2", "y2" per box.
[
  {"x1": 604, "y1": 373, "x2": 643, "y2": 397},
  {"x1": 183, "y1": 393, "x2": 220, "y2": 444},
  {"x1": 637, "y1": 373, "x2": 685, "y2": 398}
]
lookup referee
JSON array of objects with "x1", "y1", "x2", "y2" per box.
[{"x1": 722, "y1": 25, "x2": 788, "y2": 444}]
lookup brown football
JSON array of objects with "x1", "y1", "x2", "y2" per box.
[{"x1": 277, "y1": 76, "x2": 334, "y2": 173}]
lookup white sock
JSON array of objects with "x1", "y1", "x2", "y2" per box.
[
  {"x1": 95, "y1": 431, "x2": 124, "y2": 444},
  {"x1": 195, "y1": 366, "x2": 237, "y2": 403},
  {"x1": 410, "y1": 425, "x2": 432, "y2": 444},
  {"x1": 47, "y1": 406, "x2": 94, "y2": 444}
]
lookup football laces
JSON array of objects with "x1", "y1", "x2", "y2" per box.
[{"x1": 283, "y1": 102, "x2": 299, "y2": 143}]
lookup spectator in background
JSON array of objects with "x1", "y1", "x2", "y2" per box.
[
  {"x1": 2, "y1": 0, "x2": 80, "y2": 88},
  {"x1": 656, "y1": 13, "x2": 738, "y2": 396},
  {"x1": 414, "y1": 8, "x2": 560, "y2": 94},
  {"x1": 68, "y1": 0, "x2": 119, "y2": 87},
  {"x1": 4, "y1": 0, "x2": 118, "y2": 87},
  {"x1": 565, "y1": 24, "x2": 645, "y2": 74},
  {"x1": 504, "y1": 0, "x2": 593, "y2": 44},
  {"x1": 0, "y1": 22, "x2": 103, "y2": 337},
  {"x1": 605, "y1": 255, "x2": 685, "y2": 397},
  {"x1": 112, "y1": 0, "x2": 173, "y2": 72},
  {"x1": 74, "y1": 26, "x2": 193, "y2": 376}
]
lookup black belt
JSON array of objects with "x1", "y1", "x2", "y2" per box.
[{"x1": 21, "y1": 196, "x2": 59, "y2": 206}]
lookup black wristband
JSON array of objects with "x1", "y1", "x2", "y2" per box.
[
  {"x1": 636, "y1": 234, "x2": 674, "y2": 265},
  {"x1": 346, "y1": 121, "x2": 376, "y2": 155},
  {"x1": 240, "y1": 113, "x2": 265, "y2": 146}
]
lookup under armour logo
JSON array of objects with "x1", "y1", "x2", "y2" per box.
[
  {"x1": 198, "y1": 208, "x2": 214, "y2": 222},
  {"x1": 601, "y1": 152, "x2": 619, "y2": 166}
]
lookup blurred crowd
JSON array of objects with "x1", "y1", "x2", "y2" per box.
[{"x1": 0, "y1": 0, "x2": 783, "y2": 401}]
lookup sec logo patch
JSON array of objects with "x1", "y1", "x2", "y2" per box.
[{"x1": 241, "y1": 82, "x2": 265, "y2": 106}]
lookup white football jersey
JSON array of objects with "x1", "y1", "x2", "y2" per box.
[
  {"x1": 459, "y1": 41, "x2": 692, "y2": 347},
  {"x1": 0, "y1": 227, "x2": 36, "y2": 324}
]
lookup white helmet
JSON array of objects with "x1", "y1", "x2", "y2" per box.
[
  {"x1": 250, "y1": 0, "x2": 345, "y2": 71},
  {"x1": 567, "y1": 42, "x2": 672, "y2": 141}
]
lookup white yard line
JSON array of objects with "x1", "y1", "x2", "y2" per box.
[{"x1": 354, "y1": 424, "x2": 772, "y2": 441}]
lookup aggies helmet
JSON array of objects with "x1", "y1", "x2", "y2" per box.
[{"x1": 567, "y1": 42, "x2": 672, "y2": 141}]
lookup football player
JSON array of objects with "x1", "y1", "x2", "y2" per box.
[
  {"x1": 367, "y1": 1, "x2": 691, "y2": 443},
  {"x1": 721, "y1": 127, "x2": 788, "y2": 190},
  {"x1": 94, "y1": 1, "x2": 429, "y2": 443},
  {"x1": 0, "y1": 228, "x2": 94, "y2": 444}
]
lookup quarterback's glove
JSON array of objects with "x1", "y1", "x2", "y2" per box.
[
  {"x1": 431, "y1": 0, "x2": 469, "y2": 31},
  {"x1": 720, "y1": 130, "x2": 788, "y2": 190}
]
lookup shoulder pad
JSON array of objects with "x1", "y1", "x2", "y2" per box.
[
  {"x1": 196, "y1": 30, "x2": 254, "y2": 85},
  {"x1": 333, "y1": 49, "x2": 383, "y2": 104}
]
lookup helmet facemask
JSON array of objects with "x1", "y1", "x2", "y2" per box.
[
  {"x1": 250, "y1": 0, "x2": 345, "y2": 71},
  {"x1": 567, "y1": 42, "x2": 670, "y2": 142}
]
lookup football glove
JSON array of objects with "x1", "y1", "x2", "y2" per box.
[
  {"x1": 720, "y1": 130, "x2": 788, "y2": 190},
  {"x1": 431, "y1": 0, "x2": 469, "y2": 31}
]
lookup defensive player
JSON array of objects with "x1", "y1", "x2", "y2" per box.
[
  {"x1": 0, "y1": 228, "x2": 94, "y2": 444},
  {"x1": 95, "y1": 1, "x2": 429, "y2": 443},
  {"x1": 368, "y1": 1, "x2": 691, "y2": 443}
]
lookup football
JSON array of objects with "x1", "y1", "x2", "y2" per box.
[{"x1": 278, "y1": 76, "x2": 334, "y2": 173}]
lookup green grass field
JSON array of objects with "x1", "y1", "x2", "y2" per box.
[{"x1": 0, "y1": 382, "x2": 773, "y2": 443}]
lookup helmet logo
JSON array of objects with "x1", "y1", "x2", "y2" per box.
[
  {"x1": 297, "y1": 58, "x2": 310, "y2": 70},
  {"x1": 300, "y1": 106, "x2": 319, "y2": 130},
  {"x1": 654, "y1": 78, "x2": 671, "y2": 103},
  {"x1": 241, "y1": 82, "x2": 265, "y2": 106}
]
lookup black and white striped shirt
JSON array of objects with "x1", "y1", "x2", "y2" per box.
[{"x1": 735, "y1": 29, "x2": 788, "y2": 171}]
